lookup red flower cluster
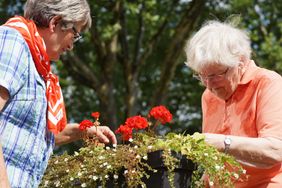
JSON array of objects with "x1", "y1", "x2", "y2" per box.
[
  {"x1": 125, "y1": 115, "x2": 148, "y2": 129},
  {"x1": 149, "y1": 105, "x2": 172, "y2": 124},
  {"x1": 116, "y1": 106, "x2": 173, "y2": 141},
  {"x1": 115, "y1": 125, "x2": 133, "y2": 141},
  {"x1": 79, "y1": 119, "x2": 93, "y2": 131},
  {"x1": 115, "y1": 115, "x2": 148, "y2": 141},
  {"x1": 91, "y1": 112, "x2": 100, "y2": 119},
  {"x1": 79, "y1": 111, "x2": 100, "y2": 131}
]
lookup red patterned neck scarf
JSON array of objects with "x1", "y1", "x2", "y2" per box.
[{"x1": 4, "y1": 16, "x2": 67, "y2": 134}]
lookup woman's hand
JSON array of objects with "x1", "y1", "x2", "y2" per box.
[
  {"x1": 203, "y1": 133, "x2": 282, "y2": 168},
  {"x1": 86, "y1": 126, "x2": 117, "y2": 145},
  {"x1": 55, "y1": 123, "x2": 117, "y2": 146}
]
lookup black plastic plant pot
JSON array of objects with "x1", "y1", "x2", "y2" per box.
[
  {"x1": 104, "y1": 150, "x2": 195, "y2": 188},
  {"x1": 141, "y1": 150, "x2": 195, "y2": 188}
]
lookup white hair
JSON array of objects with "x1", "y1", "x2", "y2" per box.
[
  {"x1": 24, "y1": 0, "x2": 91, "y2": 31},
  {"x1": 184, "y1": 20, "x2": 251, "y2": 72}
]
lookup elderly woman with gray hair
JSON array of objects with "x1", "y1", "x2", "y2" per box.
[
  {"x1": 185, "y1": 21, "x2": 282, "y2": 187},
  {"x1": 0, "y1": 0, "x2": 116, "y2": 187}
]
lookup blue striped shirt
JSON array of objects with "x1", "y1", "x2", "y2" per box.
[{"x1": 0, "y1": 26, "x2": 54, "y2": 188}]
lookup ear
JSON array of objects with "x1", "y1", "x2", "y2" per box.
[
  {"x1": 48, "y1": 16, "x2": 62, "y2": 32},
  {"x1": 238, "y1": 56, "x2": 248, "y2": 73}
]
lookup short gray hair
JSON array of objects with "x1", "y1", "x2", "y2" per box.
[
  {"x1": 24, "y1": 0, "x2": 92, "y2": 31},
  {"x1": 184, "y1": 20, "x2": 251, "y2": 72}
]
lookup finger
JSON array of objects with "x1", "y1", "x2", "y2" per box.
[
  {"x1": 101, "y1": 127, "x2": 117, "y2": 145},
  {"x1": 95, "y1": 128, "x2": 110, "y2": 144}
]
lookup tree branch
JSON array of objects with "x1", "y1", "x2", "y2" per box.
[{"x1": 151, "y1": 0, "x2": 206, "y2": 106}]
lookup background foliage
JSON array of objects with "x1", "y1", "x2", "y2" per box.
[{"x1": 1, "y1": 0, "x2": 281, "y2": 151}]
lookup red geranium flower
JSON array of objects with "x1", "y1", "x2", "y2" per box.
[
  {"x1": 115, "y1": 125, "x2": 133, "y2": 141},
  {"x1": 115, "y1": 105, "x2": 172, "y2": 141},
  {"x1": 149, "y1": 105, "x2": 173, "y2": 124},
  {"x1": 124, "y1": 115, "x2": 148, "y2": 130},
  {"x1": 91, "y1": 112, "x2": 100, "y2": 119},
  {"x1": 79, "y1": 119, "x2": 93, "y2": 131}
]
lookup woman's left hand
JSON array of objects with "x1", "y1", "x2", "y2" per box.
[
  {"x1": 86, "y1": 126, "x2": 117, "y2": 145},
  {"x1": 55, "y1": 123, "x2": 117, "y2": 146}
]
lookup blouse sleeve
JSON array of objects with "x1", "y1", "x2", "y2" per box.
[
  {"x1": 256, "y1": 71, "x2": 282, "y2": 139},
  {"x1": 0, "y1": 26, "x2": 30, "y2": 98}
]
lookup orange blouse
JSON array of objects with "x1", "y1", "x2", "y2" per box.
[{"x1": 202, "y1": 61, "x2": 282, "y2": 188}]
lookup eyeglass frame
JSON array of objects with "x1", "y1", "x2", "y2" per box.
[
  {"x1": 60, "y1": 22, "x2": 83, "y2": 43},
  {"x1": 192, "y1": 67, "x2": 229, "y2": 83},
  {"x1": 71, "y1": 26, "x2": 82, "y2": 43}
]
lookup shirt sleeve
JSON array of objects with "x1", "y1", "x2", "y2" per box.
[
  {"x1": 0, "y1": 26, "x2": 30, "y2": 98},
  {"x1": 256, "y1": 71, "x2": 282, "y2": 139}
]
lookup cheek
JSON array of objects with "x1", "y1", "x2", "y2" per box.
[{"x1": 229, "y1": 74, "x2": 241, "y2": 90}]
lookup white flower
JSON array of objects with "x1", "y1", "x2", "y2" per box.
[
  {"x1": 64, "y1": 158, "x2": 68, "y2": 162},
  {"x1": 70, "y1": 177, "x2": 74, "y2": 181},
  {"x1": 233, "y1": 173, "x2": 239, "y2": 179},
  {"x1": 143, "y1": 155, "x2": 148, "y2": 160},
  {"x1": 114, "y1": 174, "x2": 119, "y2": 179},
  {"x1": 103, "y1": 162, "x2": 108, "y2": 166},
  {"x1": 134, "y1": 145, "x2": 138, "y2": 149},
  {"x1": 105, "y1": 175, "x2": 109, "y2": 179},
  {"x1": 107, "y1": 165, "x2": 112, "y2": 169},
  {"x1": 147, "y1": 145, "x2": 153, "y2": 149},
  {"x1": 93, "y1": 176, "x2": 98, "y2": 181},
  {"x1": 66, "y1": 169, "x2": 69, "y2": 173},
  {"x1": 106, "y1": 146, "x2": 110, "y2": 150},
  {"x1": 44, "y1": 181, "x2": 49, "y2": 187},
  {"x1": 124, "y1": 170, "x2": 128, "y2": 174},
  {"x1": 213, "y1": 156, "x2": 218, "y2": 160},
  {"x1": 54, "y1": 160, "x2": 59, "y2": 164},
  {"x1": 129, "y1": 138, "x2": 133, "y2": 142},
  {"x1": 74, "y1": 152, "x2": 79, "y2": 156},
  {"x1": 81, "y1": 183, "x2": 87, "y2": 187},
  {"x1": 215, "y1": 165, "x2": 220, "y2": 170},
  {"x1": 55, "y1": 181, "x2": 60, "y2": 187},
  {"x1": 204, "y1": 153, "x2": 208, "y2": 156},
  {"x1": 89, "y1": 151, "x2": 93, "y2": 154},
  {"x1": 242, "y1": 169, "x2": 247, "y2": 174},
  {"x1": 98, "y1": 156, "x2": 105, "y2": 160},
  {"x1": 113, "y1": 144, "x2": 117, "y2": 148},
  {"x1": 136, "y1": 155, "x2": 141, "y2": 159},
  {"x1": 209, "y1": 181, "x2": 214, "y2": 186},
  {"x1": 77, "y1": 172, "x2": 82, "y2": 177},
  {"x1": 131, "y1": 170, "x2": 136, "y2": 173},
  {"x1": 81, "y1": 165, "x2": 85, "y2": 168}
]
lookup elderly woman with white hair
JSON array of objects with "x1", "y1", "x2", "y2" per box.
[
  {"x1": 0, "y1": 0, "x2": 116, "y2": 187},
  {"x1": 185, "y1": 20, "x2": 282, "y2": 187}
]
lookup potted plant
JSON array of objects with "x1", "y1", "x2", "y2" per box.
[{"x1": 40, "y1": 106, "x2": 245, "y2": 188}]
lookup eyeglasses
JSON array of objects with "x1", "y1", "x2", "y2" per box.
[
  {"x1": 72, "y1": 26, "x2": 82, "y2": 43},
  {"x1": 193, "y1": 68, "x2": 229, "y2": 82}
]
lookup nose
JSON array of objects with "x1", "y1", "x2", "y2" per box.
[
  {"x1": 67, "y1": 43, "x2": 74, "y2": 51},
  {"x1": 203, "y1": 79, "x2": 216, "y2": 89}
]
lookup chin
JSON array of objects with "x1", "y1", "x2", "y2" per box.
[
  {"x1": 49, "y1": 55, "x2": 60, "y2": 61},
  {"x1": 211, "y1": 89, "x2": 227, "y2": 100}
]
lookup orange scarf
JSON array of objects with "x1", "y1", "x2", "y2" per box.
[{"x1": 4, "y1": 16, "x2": 67, "y2": 134}]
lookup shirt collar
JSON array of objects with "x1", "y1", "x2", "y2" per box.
[{"x1": 239, "y1": 60, "x2": 259, "y2": 85}]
